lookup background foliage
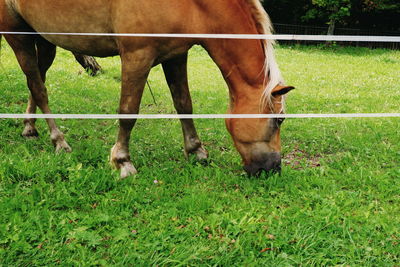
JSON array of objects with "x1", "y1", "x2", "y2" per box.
[{"x1": 263, "y1": 0, "x2": 400, "y2": 32}]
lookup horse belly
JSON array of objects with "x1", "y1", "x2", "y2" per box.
[
  {"x1": 14, "y1": 0, "x2": 119, "y2": 56},
  {"x1": 42, "y1": 35, "x2": 118, "y2": 57}
]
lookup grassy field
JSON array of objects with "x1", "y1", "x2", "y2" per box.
[{"x1": 0, "y1": 42, "x2": 399, "y2": 266}]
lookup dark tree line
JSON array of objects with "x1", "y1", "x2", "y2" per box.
[{"x1": 263, "y1": 0, "x2": 400, "y2": 33}]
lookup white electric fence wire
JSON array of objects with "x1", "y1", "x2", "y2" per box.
[
  {"x1": 1, "y1": 32, "x2": 399, "y2": 120},
  {"x1": 0, "y1": 32, "x2": 400, "y2": 42},
  {"x1": 0, "y1": 114, "x2": 399, "y2": 119}
]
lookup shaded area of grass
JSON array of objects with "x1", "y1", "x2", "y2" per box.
[{"x1": 0, "y1": 44, "x2": 399, "y2": 265}]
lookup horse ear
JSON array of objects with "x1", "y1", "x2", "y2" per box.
[{"x1": 271, "y1": 85, "x2": 295, "y2": 97}]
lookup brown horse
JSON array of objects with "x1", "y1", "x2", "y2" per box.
[{"x1": 0, "y1": 0, "x2": 294, "y2": 178}]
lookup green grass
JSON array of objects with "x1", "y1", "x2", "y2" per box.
[{"x1": 0, "y1": 43, "x2": 399, "y2": 266}]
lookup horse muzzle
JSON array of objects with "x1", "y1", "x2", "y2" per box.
[{"x1": 243, "y1": 152, "x2": 281, "y2": 176}]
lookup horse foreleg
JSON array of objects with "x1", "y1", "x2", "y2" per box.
[
  {"x1": 162, "y1": 53, "x2": 208, "y2": 161},
  {"x1": 110, "y1": 50, "x2": 154, "y2": 178},
  {"x1": 22, "y1": 38, "x2": 56, "y2": 138},
  {"x1": 6, "y1": 36, "x2": 71, "y2": 152}
]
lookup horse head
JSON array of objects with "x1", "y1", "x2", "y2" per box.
[{"x1": 225, "y1": 85, "x2": 295, "y2": 176}]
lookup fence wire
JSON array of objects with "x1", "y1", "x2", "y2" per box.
[
  {"x1": 1, "y1": 32, "x2": 399, "y2": 120},
  {"x1": 1, "y1": 32, "x2": 400, "y2": 42}
]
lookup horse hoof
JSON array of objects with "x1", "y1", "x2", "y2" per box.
[
  {"x1": 194, "y1": 146, "x2": 208, "y2": 161},
  {"x1": 110, "y1": 144, "x2": 138, "y2": 178},
  {"x1": 120, "y1": 162, "x2": 137, "y2": 179},
  {"x1": 185, "y1": 146, "x2": 209, "y2": 164},
  {"x1": 22, "y1": 126, "x2": 39, "y2": 138},
  {"x1": 55, "y1": 141, "x2": 72, "y2": 153}
]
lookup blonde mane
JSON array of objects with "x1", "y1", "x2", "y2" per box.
[{"x1": 243, "y1": 0, "x2": 285, "y2": 108}]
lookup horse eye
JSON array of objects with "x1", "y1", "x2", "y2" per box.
[{"x1": 276, "y1": 118, "x2": 285, "y2": 126}]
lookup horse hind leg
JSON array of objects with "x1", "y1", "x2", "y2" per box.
[
  {"x1": 22, "y1": 38, "x2": 56, "y2": 138},
  {"x1": 162, "y1": 53, "x2": 208, "y2": 161},
  {"x1": 6, "y1": 35, "x2": 71, "y2": 152},
  {"x1": 72, "y1": 53, "x2": 102, "y2": 76}
]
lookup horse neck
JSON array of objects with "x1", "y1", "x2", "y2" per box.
[
  {"x1": 203, "y1": 38, "x2": 267, "y2": 114},
  {"x1": 198, "y1": 2, "x2": 268, "y2": 113}
]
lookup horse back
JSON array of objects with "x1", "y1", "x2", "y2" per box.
[
  {"x1": 3, "y1": 0, "x2": 117, "y2": 56},
  {"x1": 2, "y1": 0, "x2": 207, "y2": 57}
]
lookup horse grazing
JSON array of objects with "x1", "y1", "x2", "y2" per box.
[{"x1": 0, "y1": 0, "x2": 294, "y2": 178}]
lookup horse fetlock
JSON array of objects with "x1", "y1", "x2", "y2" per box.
[
  {"x1": 22, "y1": 124, "x2": 39, "y2": 138},
  {"x1": 184, "y1": 137, "x2": 200, "y2": 151},
  {"x1": 110, "y1": 144, "x2": 127, "y2": 167}
]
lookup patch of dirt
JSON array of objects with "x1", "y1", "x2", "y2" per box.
[{"x1": 283, "y1": 146, "x2": 321, "y2": 170}]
